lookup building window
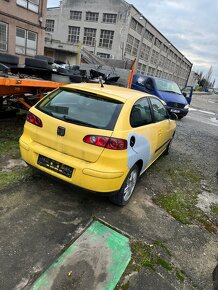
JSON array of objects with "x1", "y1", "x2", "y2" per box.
[
  {"x1": 97, "y1": 52, "x2": 110, "y2": 58},
  {"x1": 130, "y1": 18, "x2": 143, "y2": 34},
  {"x1": 159, "y1": 55, "x2": 165, "y2": 67},
  {"x1": 132, "y1": 38, "x2": 140, "y2": 57},
  {"x1": 102, "y1": 13, "x2": 117, "y2": 24},
  {"x1": 45, "y1": 20, "x2": 55, "y2": 32},
  {"x1": 70, "y1": 11, "x2": 82, "y2": 20},
  {"x1": 144, "y1": 29, "x2": 154, "y2": 42},
  {"x1": 162, "y1": 44, "x2": 168, "y2": 53},
  {"x1": 137, "y1": 63, "x2": 146, "y2": 75},
  {"x1": 16, "y1": 27, "x2": 37, "y2": 56},
  {"x1": 140, "y1": 43, "x2": 150, "y2": 61},
  {"x1": 99, "y1": 30, "x2": 114, "y2": 49},
  {"x1": 150, "y1": 50, "x2": 159, "y2": 65},
  {"x1": 86, "y1": 12, "x2": 99, "y2": 22},
  {"x1": 83, "y1": 28, "x2": 96, "y2": 46},
  {"x1": 156, "y1": 69, "x2": 162, "y2": 78},
  {"x1": 68, "y1": 26, "x2": 80, "y2": 43},
  {"x1": 16, "y1": 0, "x2": 39, "y2": 13},
  {"x1": 137, "y1": 63, "x2": 142, "y2": 74},
  {"x1": 130, "y1": 18, "x2": 137, "y2": 30},
  {"x1": 0, "y1": 21, "x2": 8, "y2": 51},
  {"x1": 154, "y1": 38, "x2": 162, "y2": 48},
  {"x1": 141, "y1": 64, "x2": 147, "y2": 75},
  {"x1": 125, "y1": 34, "x2": 134, "y2": 54},
  {"x1": 136, "y1": 23, "x2": 143, "y2": 34},
  {"x1": 148, "y1": 66, "x2": 155, "y2": 76},
  {"x1": 125, "y1": 34, "x2": 140, "y2": 57}
]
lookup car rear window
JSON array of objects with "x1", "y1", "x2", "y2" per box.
[{"x1": 37, "y1": 89, "x2": 123, "y2": 130}]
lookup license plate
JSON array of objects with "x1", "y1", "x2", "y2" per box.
[
  {"x1": 37, "y1": 155, "x2": 73, "y2": 178},
  {"x1": 170, "y1": 109, "x2": 180, "y2": 113}
]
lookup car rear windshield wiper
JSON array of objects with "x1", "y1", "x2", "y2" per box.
[{"x1": 63, "y1": 115, "x2": 99, "y2": 128}]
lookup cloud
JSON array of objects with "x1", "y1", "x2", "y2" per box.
[{"x1": 131, "y1": 0, "x2": 218, "y2": 85}]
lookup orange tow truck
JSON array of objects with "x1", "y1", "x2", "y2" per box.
[{"x1": 0, "y1": 76, "x2": 64, "y2": 117}]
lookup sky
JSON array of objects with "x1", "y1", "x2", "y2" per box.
[{"x1": 47, "y1": 0, "x2": 218, "y2": 86}]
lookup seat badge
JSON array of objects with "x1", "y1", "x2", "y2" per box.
[{"x1": 57, "y1": 126, "x2": 65, "y2": 136}]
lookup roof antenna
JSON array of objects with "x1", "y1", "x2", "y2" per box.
[{"x1": 99, "y1": 76, "x2": 104, "y2": 88}]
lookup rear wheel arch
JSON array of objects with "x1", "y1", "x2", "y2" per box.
[
  {"x1": 135, "y1": 159, "x2": 143, "y2": 175},
  {"x1": 109, "y1": 164, "x2": 139, "y2": 206}
]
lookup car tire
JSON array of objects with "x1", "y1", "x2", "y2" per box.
[
  {"x1": 70, "y1": 75, "x2": 82, "y2": 83},
  {"x1": 178, "y1": 116, "x2": 183, "y2": 119},
  {"x1": 0, "y1": 53, "x2": 19, "y2": 66},
  {"x1": 35, "y1": 55, "x2": 54, "y2": 64},
  {"x1": 25, "y1": 58, "x2": 50, "y2": 69},
  {"x1": 164, "y1": 135, "x2": 175, "y2": 155},
  {"x1": 109, "y1": 165, "x2": 139, "y2": 206}
]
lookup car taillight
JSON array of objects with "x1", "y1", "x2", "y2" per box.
[
  {"x1": 26, "y1": 112, "x2": 43, "y2": 127},
  {"x1": 83, "y1": 135, "x2": 127, "y2": 150}
]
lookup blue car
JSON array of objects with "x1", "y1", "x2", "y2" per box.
[{"x1": 132, "y1": 74, "x2": 192, "y2": 119}]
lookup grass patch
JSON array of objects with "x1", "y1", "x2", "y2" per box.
[
  {"x1": 130, "y1": 241, "x2": 156, "y2": 271},
  {"x1": 210, "y1": 204, "x2": 218, "y2": 215},
  {"x1": 116, "y1": 239, "x2": 187, "y2": 289},
  {"x1": 0, "y1": 167, "x2": 32, "y2": 190},
  {"x1": 0, "y1": 139, "x2": 20, "y2": 158},
  {"x1": 120, "y1": 282, "x2": 129, "y2": 290},
  {"x1": 0, "y1": 118, "x2": 24, "y2": 158},
  {"x1": 151, "y1": 161, "x2": 217, "y2": 233},
  {"x1": 176, "y1": 270, "x2": 185, "y2": 282}
]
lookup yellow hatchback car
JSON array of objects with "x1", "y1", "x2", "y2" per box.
[{"x1": 20, "y1": 83, "x2": 176, "y2": 205}]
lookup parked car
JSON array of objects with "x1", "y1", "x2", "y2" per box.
[
  {"x1": 20, "y1": 84, "x2": 176, "y2": 205},
  {"x1": 213, "y1": 88, "x2": 218, "y2": 94},
  {"x1": 132, "y1": 74, "x2": 193, "y2": 119}
]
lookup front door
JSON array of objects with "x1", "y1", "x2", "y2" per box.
[{"x1": 149, "y1": 97, "x2": 173, "y2": 157}]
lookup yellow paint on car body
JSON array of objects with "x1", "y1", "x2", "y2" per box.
[{"x1": 20, "y1": 84, "x2": 176, "y2": 194}]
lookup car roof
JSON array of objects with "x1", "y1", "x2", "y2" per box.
[{"x1": 62, "y1": 83, "x2": 150, "y2": 102}]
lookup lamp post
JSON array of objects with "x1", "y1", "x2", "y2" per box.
[{"x1": 134, "y1": 16, "x2": 147, "y2": 73}]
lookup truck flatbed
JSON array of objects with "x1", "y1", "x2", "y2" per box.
[{"x1": 0, "y1": 76, "x2": 64, "y2": 111}]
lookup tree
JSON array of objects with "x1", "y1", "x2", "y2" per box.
[{"x1": 197, "y1": 66, "x2": 215, "y2": 88}]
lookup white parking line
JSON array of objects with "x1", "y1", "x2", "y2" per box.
[{"x1": 189, "y1": 107, "x2": 215, "y2": 115}]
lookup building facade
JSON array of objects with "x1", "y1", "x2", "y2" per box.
[
  {"x1": 45, "y1": 0, "x2": 192, "y2": 87},
  {"x1": 0, "y1": 0, "x2": 47, "y2": 64}
]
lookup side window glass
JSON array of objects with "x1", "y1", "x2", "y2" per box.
[
  {"x1": 150, "y1": 98, "x2": 168, "y2": 122},
  {"x1": 130, "y1": 98, "x2": 152, "y2": 127},
  {"x1": 145, "y1": 79, "x2": 154, "y2": 91}
]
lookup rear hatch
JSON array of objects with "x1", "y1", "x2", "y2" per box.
[{"x1": 29, "y1": 88, "x2": 123, "y2": 163}]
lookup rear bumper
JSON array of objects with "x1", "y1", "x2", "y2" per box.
[{"x1": 19, "y1": 138, "x2": 127, "y2": 194}]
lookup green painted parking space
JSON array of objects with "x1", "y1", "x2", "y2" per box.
[{"x1": 31, "y1": 221, "x2": 131, "y2": 290}]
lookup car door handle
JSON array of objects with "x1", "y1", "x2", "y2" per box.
[{"x1": 158, "y1": 129, "x2": 163, "y2": 135}]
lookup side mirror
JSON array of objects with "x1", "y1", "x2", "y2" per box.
[
  {"x1": 169, "y1": 112, "x2": 178, "y2": 120},
  {"x1": 182, "y1": 92, "x2": 187, "y2": 97}
]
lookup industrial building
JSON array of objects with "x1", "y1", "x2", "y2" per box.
[
  {"x1": 45, "y1": 0, "x2": 192, "y2": 87},
  {"x1": 0, "y1": 0, "x2": 47, "y2": 64}
]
